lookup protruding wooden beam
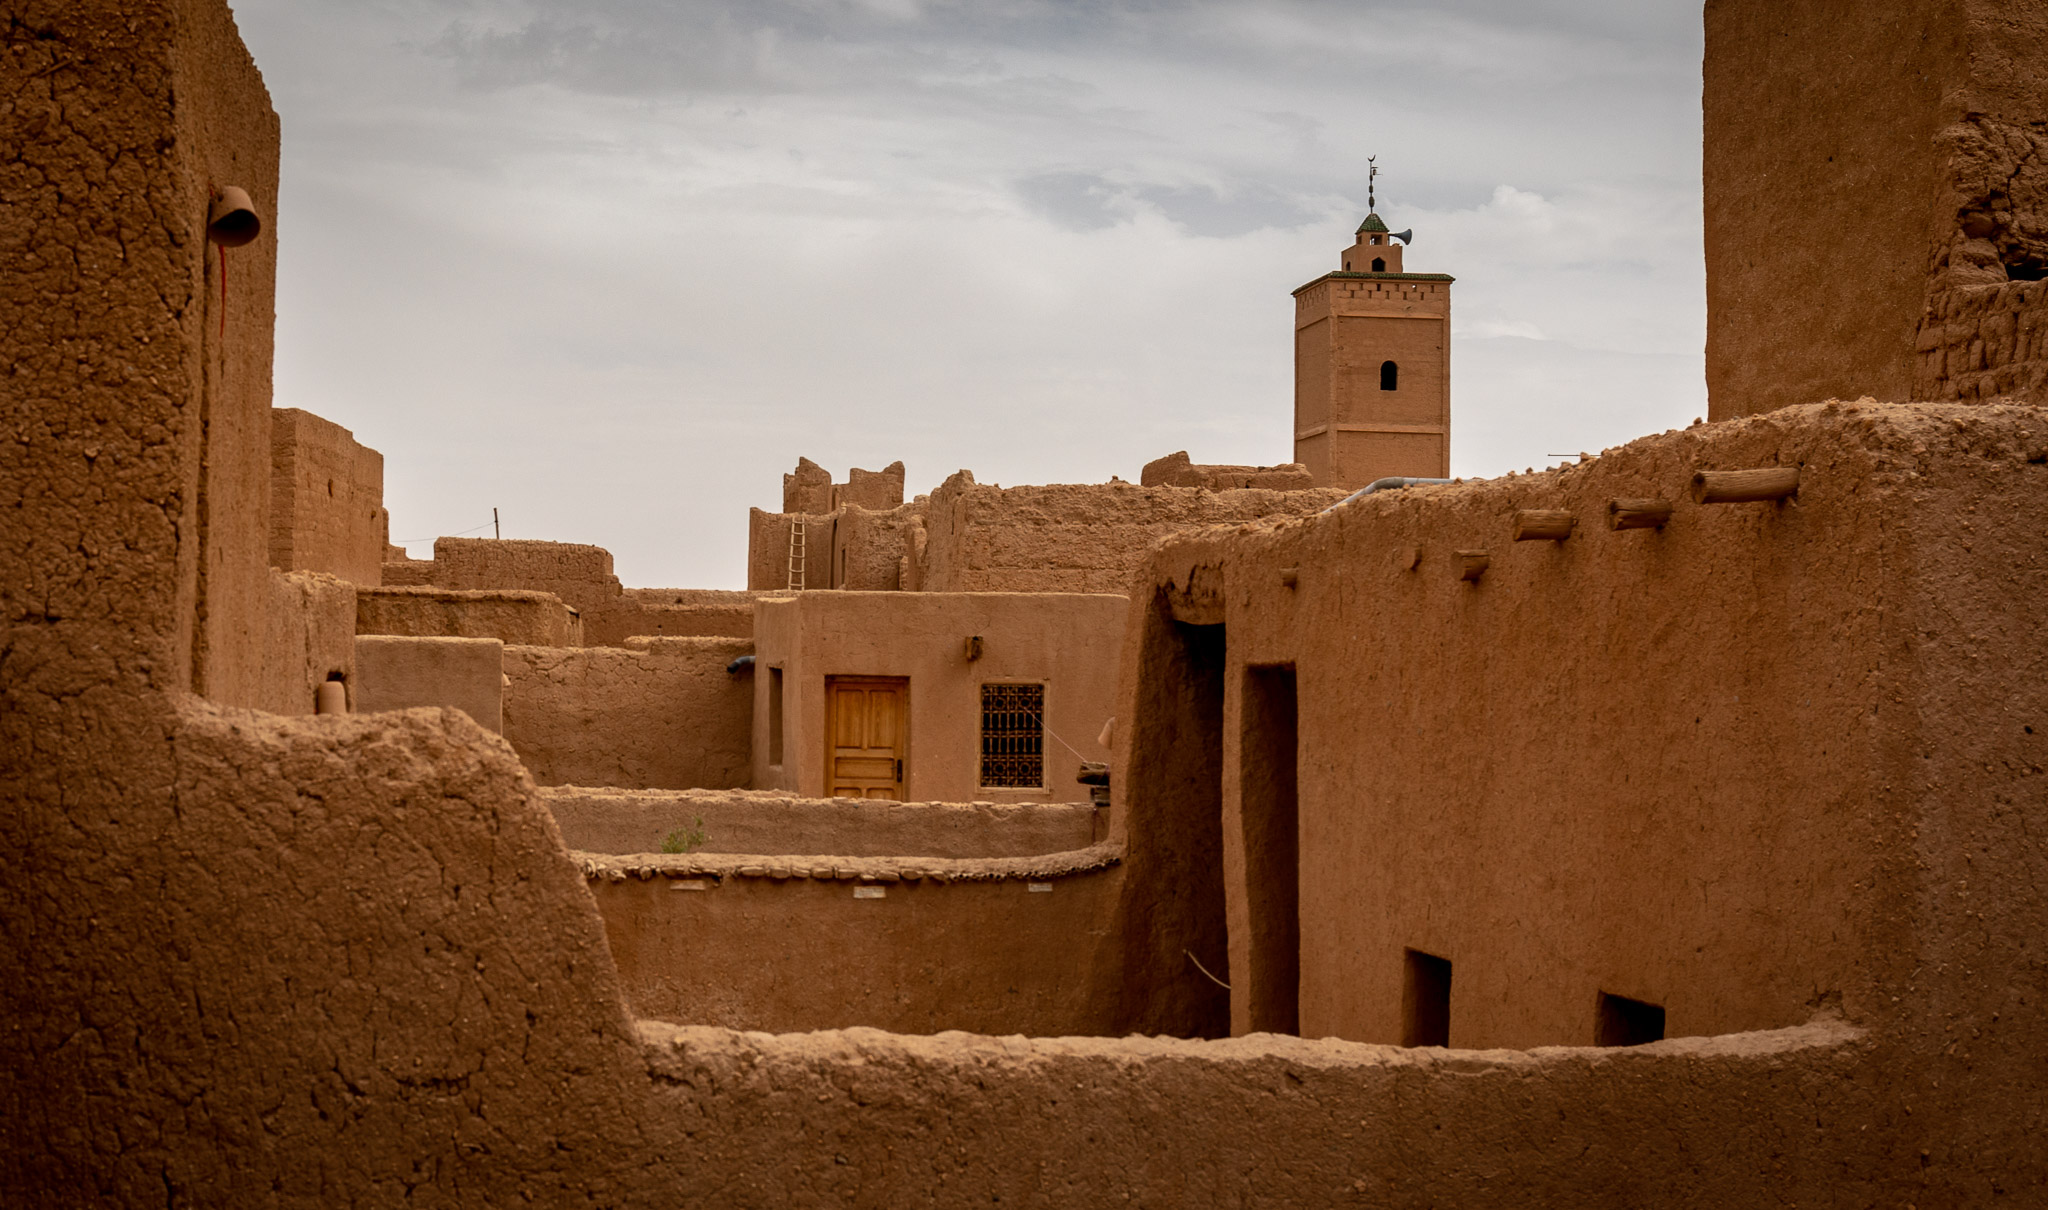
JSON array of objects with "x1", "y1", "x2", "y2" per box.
[
  {"x1": 1456, "y1": 550, "x2": 1490, "y2": 582},
  {"x1": 1608, "y1": 498, "x2": 1674, "y2": 530},
  {"x1": 1513, "y1": 509, "x2": 1576, "y2": 541},
  {"x1": 1692, "y1": 467, "x2": 1799, "y2": 503}
]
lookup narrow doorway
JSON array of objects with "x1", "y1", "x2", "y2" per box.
[
  {"x1": 1240, "y1": 664, "x2": 1299, "y2": 1034},
  {"x1": 1115, "y1": 604, "x2": 1230, "y2": 1039},
  {"x1": 825, "y1": 676, "x2": 907, "y2": 800},
  {"x1": 1403, "y1": 949, "x2": 1452, "y2": 1047}
]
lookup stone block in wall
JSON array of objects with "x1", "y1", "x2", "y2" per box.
[
  {"x1": 356, "y1": 586, "x2": 580, "y2": 647},
  {"x1": 353, "y1": 635, "x2": 504, "y2": 733},
  {"x1": 269, "y1": 407, "x2": 387, "y2": 586},
  {"x1": 501, "y1": 638, "x2": 752, "y2": 790},
  {"x1": 253, "y1": 569, "x2": 356, "y2": 715}
]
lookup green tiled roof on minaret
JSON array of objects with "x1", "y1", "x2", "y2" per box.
[{"x1": 1356, "y1": 212, "x2": 1390, "y2": 235}]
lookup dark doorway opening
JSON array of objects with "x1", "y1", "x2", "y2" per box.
[
  {"x1": 1402, "y1": 949, "x2": 1452, "y2": 1047},
  {"x1": 1595, "y1": 992, "x2": 1666, "y2": 1046},
  {"x1": 1240, "y1": 664, "x2": 1299, "y2": 1034},
  {"x1": 1380, "y1": 360, "x2": 1399, "y2": 391},
  {"x1": 1116, "y1": 604, "x2": 1229, "y2": 1038}
]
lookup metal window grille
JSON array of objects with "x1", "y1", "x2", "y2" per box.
[{"x1": 980, "y1": 683, "x2": 1044, "y2": 788}]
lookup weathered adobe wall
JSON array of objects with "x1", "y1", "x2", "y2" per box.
[
  {"x1": 543, "y1": 786, "x2": 1099, "y2": 857},
  {"x1": 356, "y1": 584, "x2": 580, "y2": 646},
  {"x1": 1706, "y1": 0, "x2": 2048, "y2": 416},
  {"x1": 0, "y1": 4, "x2": 683, "y2": 1201},
  {"x1": 379, "y1": 554, "x2": 436, "y2": 586},
  {"x1": 353, "y1": 635, "x2": 504, "y2": 733},
  {"x1": 268, "y1": 406, "x2": 386, "y2": 586},
  {"x1": 752, "y1": 592, "x2": 1124, "y2": 802},
  {"x1": 918, "y1": 471, "x2": 1348, "y2": 594},
  {"x1": 4, "y1": 5, "x2": 1981, "y2": 1202},
  {"x1": 581, "y1": 847, "x2": 1124, "y2": 1035},
  {"x1": 1140, "y1": 449, "x2": 1314, "y2": 491},
  {"x1": 748, "y1": 503, "x2": 921, "y2": 592},
  {"x1": 255, "y1": 569, "x2": 354, "y2": 715},
  {"x1": 1120, "y1": 403, "x2": 2048, "y2": 1077},
  {"x1": 781, "y1": 455, "x2": 906, "y2": 515},
  {"x1": 502, "y1": 637, "x2": 752, "y2": 790}
]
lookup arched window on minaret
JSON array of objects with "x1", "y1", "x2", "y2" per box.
[
  {"x1": 1371, "y1": 257, "x2": 1386, "y2": 272},
  {"x1": 1380, "y1": 360, "x2": 1399, "y2": 391}
]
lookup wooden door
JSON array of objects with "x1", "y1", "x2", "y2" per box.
[{"x1": 825, "y1": 676, "x2": 907, "y2": 800}]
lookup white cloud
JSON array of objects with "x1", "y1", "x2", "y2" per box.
[{"x1": 234, "y1": 0, "x2": 1705, "y2": 585}]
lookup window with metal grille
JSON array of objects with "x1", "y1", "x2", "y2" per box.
[{"x1": 980, "y1": 683, "x2": 1045, "y2": 788}]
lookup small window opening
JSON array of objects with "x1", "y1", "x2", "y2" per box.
[
  {"x1": 1379, "y1": 360, "x2": 1399, "y2": 391},
  {"x1": 1369, "y1": 235, "x2": 1382, "y2": 245},
  {"x1": 1595, "y1": 992, "x2": 1665, "y2": 1046},
  {"x1": 1371, "y1": 257, "x2": 1386, "y2": 272},
  {"x1": 980, "y1": 683, "x2": 1045, "y2": 788},
  {"x1": 1402, "y1": 949, "x2": 1452, "y2": 1047},
  {"x1": 768, "y1": 666, "x2": 785, "y2": 765}
]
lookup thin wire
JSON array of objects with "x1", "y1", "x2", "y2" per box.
[
  {"x1": 1022, "y1": 705, "x2": 1091, "y2": 764},
  {"x1": 1186, "y1": 949, "x2": 1231, "y2": 991}
]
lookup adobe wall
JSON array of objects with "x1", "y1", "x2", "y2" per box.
[
  {"x1": 502, "y1": 637, "x2": 753, "y2": 790},
  {"x1": 356, "y1": 585, "x2": 581, "y2": 646},
  {"x1": 752, "y1": 592, "x2": 1124, "y2": 802},
  {"x1": 782, "y1": 455, "x2": 906, "y2": 514},
  {"x1": 353, "y1": 635, "x2": 505, "y2": 733},
  {"x1": 917, "y1": 472, "x2": 1348, "y2": 593},
  {"x1": 380, "y1": 553, "x2": 437, "y2": 586},
  {"x1": 253, "y1": 569, "x2": 355, "y2": 715},
  {"x1": 544, "y1": 786, "x2": 1099, "y2": 857},
  {"x1": 269, "y1": 406, "x2": 386, "y2": 586},
  {"x1": 748, "y1": 504, "x2": 920, "y2": 592},
  {"x1": 583, "y1": 847, "x2": 1123, "y2": 1034},
  {"x1": 1705, "y1": 0, "x2": 2048, "y2": 416},
  {"x1": 1119, "y1": 401, "x2": 2048, "y2": 1055},
  {"x1": 1141, "y1": 450, "x2": 1314, "y2": 491},
  {"x1": 432, "y1": 535, "x2": 643, "y2": 643},
  {"x1": 9, "y1": 3, "x2": 2047, "y2": 1203}
]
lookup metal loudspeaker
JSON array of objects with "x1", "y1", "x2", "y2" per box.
[{"x1": 1391, "y1": 228, "x2": 1414, "y2": 245}]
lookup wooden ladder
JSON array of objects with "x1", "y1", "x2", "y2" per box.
[{"x1": 786, "y1": 518, "x2": 806, "y2": 591}]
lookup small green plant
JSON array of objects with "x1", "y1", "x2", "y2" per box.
[{"x1": 660, "y1": 817, "x2": 707, "y2": 854}]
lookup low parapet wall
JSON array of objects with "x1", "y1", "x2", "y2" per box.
[
  {"x1": 543, "y1": 787, "x2": 1101, "y2": 857},
  {"x1": 503, "y1": 638, "x2": 751, "y2": 789},
  {"x1": 356, "y1": 585, "x2": 581, "y2": 647},
  {"x1": 581, "y1": 846, "x2": 1122, "y2": 1034},
  {"x1": 640, "y1": 1016, "x2": 1879, "y2": 1204}
]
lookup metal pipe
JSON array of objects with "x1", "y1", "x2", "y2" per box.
[
  {"x1": 726, "y1": 654, "x2": 755, "y2": 675},
  {"x1": 1320, "y1": 476, "x2": 1453, "y2": 513}
]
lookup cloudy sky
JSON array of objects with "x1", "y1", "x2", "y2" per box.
[{"x1": 232, "y1": 0, "x2": 1706, "y2": 588}]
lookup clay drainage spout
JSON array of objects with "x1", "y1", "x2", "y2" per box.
[{"x1": 1320, "y1": 476, "x2": 1453, "y2": 513}]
